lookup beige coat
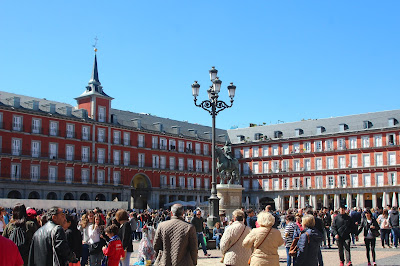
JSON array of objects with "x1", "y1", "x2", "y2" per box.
[
  {"x1": 220, "y1": 221, "x2": 252, "y2": 266},
  {"x1": 153, "y1": 216, "x2": 198, "y2": 266},
  {"x1": 242, "y1": 227, "x2": 284, "y2": 266}
]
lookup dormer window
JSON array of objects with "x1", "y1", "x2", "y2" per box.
[
  {"x1": 274, "y1": 131, "x2": 283, "y2": 138},
  {"x1": 254, "y1": 133, "x2": 263, "y2": 141},
  {"x1": 295, "y1": 128, "x2": 303, "y2": 137},
  {"x1": 316, "y1": 126, "x2": 325, "y2": 134},
  {"x1": 388, "y1": 118, "x2": 398, "y2": 127},
  {"x1": 363, "y1": 121, "x2": 372, "y2": 129},
  {"x1": 237, "y1": 135, "x2": 245, "y2": 142},
  {"x1": 339, "y1": 123, "x2": 348, "y2": 132},
  {"x1": 98, "y1": 106, "x2": 106, "y2": 122}
]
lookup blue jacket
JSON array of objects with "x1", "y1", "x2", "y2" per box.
[{"x1": 294, "y1": 227, "x2": 323, "y2": 266}]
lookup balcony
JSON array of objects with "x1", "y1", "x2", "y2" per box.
[
  {"x1": 66, "y1": 131, "x2": 76, "y2": 139},
  {"x1": 49, "y1": 130, "x2": 59, "y2": 137},
  {"x1": 82, "y1": 134, "x2": 91, "y2": 141},
  {"x1": 32, "y1": 127, "x2": 42, "y2": 134}
]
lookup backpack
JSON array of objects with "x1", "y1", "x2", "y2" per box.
[{"x1": 288, "y1": 231, "x2": 310, "y2": 257}]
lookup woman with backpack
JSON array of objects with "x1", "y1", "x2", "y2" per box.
[
  {"x1": 377, "y1": 209, "x2": 391, "y2": 248},
  {"x1": 2, "y1": 203, "x2": 38, "y2": 265},
  {"x1": 293, "y1": 214, "x2": 323, "y2": 266},
  {"x1": 357, "y1": 209, "x2": 380, "y2": 266}
]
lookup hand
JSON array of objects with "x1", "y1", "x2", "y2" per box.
[
  {"x1": 102, "y1": 246, "x2": 106, "y2": 251},
  {"x1": 370, "y1": 225, "x2": 375, "y2": 229},
  {"x1": 335, "y1": 234, "x2": 339, "y2": 240}
]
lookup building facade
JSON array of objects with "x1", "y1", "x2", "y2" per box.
[
  {"x1": 0, "y1": 54, "x2": 227, "y2": 209},
  {"x1": 229, "y1": 113, "x2": 400, "y2": 210},
  {"x1": 1, "y1": 53, "x2": 399, "y2": 211}
]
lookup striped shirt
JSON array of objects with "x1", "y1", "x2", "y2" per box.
[{"x1": 284, "y1": 222, "x2": 298, "y2": 248}]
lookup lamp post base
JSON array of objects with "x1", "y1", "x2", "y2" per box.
[{"x1": 207, "y1": 195, "x2": 220, "y2": 228}]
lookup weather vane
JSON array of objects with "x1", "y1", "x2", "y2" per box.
[{"x1": 93, "y1": 36, "x2": 98, "y2": 53}]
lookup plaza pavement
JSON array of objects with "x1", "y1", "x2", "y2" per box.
[{"x1": 130, "y1": 231, "x2": 400, "y2": 266}]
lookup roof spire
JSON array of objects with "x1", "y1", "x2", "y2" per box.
[{"x1": 89, "y1": 53, "x2": 100, "y2": 85}]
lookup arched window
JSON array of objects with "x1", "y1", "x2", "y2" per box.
[{"x1": 28, "y1": 191, "x2": 40, "y2": 199}]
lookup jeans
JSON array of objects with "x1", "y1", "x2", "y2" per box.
[
  {"x1": 212, "y1": 235, "x2": 221, "y2": 248},
  {"x1": 89, "y1": 253, "x2": 103, "y2": 266},
  {"x1": 197, "y1": 232, "x2": 208, "y2": 255},
  {"x1": 119, "y1": 252, "x2": 132, "y2": 266},
  {"x1": 81, "y1": 244, "x2": 89, "y2": 266},
  {"x1": 381, "y1": 229, "x2": 391, "y2": 247},
  {"x1": 365, "y1": 238, "x2": 376, "y2": 263},
  {"x1": 324, "y1": 227, "x2": 331, "y2": 247},
  {"x1": 285, "y1": 247, "x2": 293, "y2": 266},
  {"x1": 337, "y1": 238, "x2": 351, "y2": 264},
  {"x1": 391, "y1": 227, "x2": 400, "y2": 247}
]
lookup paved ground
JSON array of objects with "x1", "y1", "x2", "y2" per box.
[{"x1": 130, "y1": 233, "x2": 400, "y2": 266}]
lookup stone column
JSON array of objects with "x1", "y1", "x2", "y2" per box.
[
  {"x1": 310, "y1": 195, "x2": 317, "y2": 209},
  {"x1": 372, "y1": 193, "x2": 377, "y2": 209},
  {"x1": 289, "y1": 195, "x2": 294, "y2": 209},
  {"x1": 359, "y1": 194, "x2": 364, "y2": 209},
  {"x1": 323, "y1": 194, "x2": 329, "y2": 208},
  {"x1": 334, "y1": 194, "x2": 340, "y2": 210},
  {"x1": 300, "y1": 195, "x2": 305, "y2": 209},
  {"x1": 165, "y1": 195, "x2": 169, "y2": 204},
  {"x1": 275, "y1": 195, "x2": 282, "y2": 210},
  {"x1": 346, "y1": 193, "x2": 352, "y2": 210}
]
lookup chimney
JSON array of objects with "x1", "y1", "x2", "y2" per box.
[
  {"x1": 131, "y1": 118, "x2": 141, "y2": 129},
  {"x1": 153, "y1": 122, "x2": 163, "y2": 132},
  {"x1": 171, "y1": 126, "x2": 181, "y2": 135}
]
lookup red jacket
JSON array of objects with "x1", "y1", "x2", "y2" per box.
[{"x1": 103, "y1": 238, "x2": 125, "y2": 266}]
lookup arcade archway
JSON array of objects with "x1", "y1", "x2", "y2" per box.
[
  {"x1": 259, "y1": 197, "x2": 276, "y2": 210},
  {"x1": 131, "y1": 173, "x2": 152, "y2": 210}
]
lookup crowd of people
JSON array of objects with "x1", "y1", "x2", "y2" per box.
[{"x1": 0, "y1": 203, "x2": 399, "y2": 266}]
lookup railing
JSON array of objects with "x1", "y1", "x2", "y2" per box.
[{"x1": 66, "y1": 131, "x2": 76, "y2": 138}]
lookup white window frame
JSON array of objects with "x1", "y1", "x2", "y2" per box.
[
  {"x1": 98, "y1": 106, "x2": 106, "y2": 122},
  {"x1": 376, "y1": 173, "x2": 384, "y2": 186},
  {"x1": 160, "y1": 156, "x2": 167, "y2": 169},
  {"x1": 12, "y1": 115, "x2": 22, "y2": 131},
  {"x1": 315, "y1": 158, "x2": 322, "y2": 170},
  {"x1": 98, "y1": 128, "x2": 105, "y2": 142},
  {"x1": 204, "y1": 161, "x2": 209, "y2": 173},
  {"x1": 363, "y1": 154, "x2": 370, "y2": 167},
  {"x1": 178, "y1": 158, "x2": 184, "y2": 171},
  {"x1": 387, "y1": 133, "x2": 396, "y2": 145},
  {"x1": 262, "y1": 145, "x2": 269, "y2": 156},
  {"x1": 32, "y1": 118, "x2": 41, "y2": 134},
  {"x1": 98, "y1": 148, "x2": 105, "y2": 164},
  {"x1": 293, "y1": 143, "x2": 300, "y2": 153},
  {"x1": 66, "y1": 145, "x2": 74, "y2": 161},
  {"x1": 253, "y1": 146, "x2": 259, "y2": 157},
  {"x1": 49, "y1": 166, "x2": 57, "y2": 183},
  {"x1": 262, "y1": 162, "x2": 269, "y2": 173},
  {"x1": 374, "y1": 134, "x2": 382, "y2": 147},
  {"x1": 138, "y1": 134, "x2": 145, "y2": 148},
  {"x1": 253, "y1": 162, "x2": 259, "y2": 174},
  {"x1": 195, "y1": 143, "x2": 201, "y2": 155},
  {"x1": 304, "y1": 158, "x2": 311, "y2": 171},
  {"x1": 388, "y1": 172, "x2": 397, "y2": 186},
  {"x1": 169, "y1": 157, "x2": 175, "y2": 170},
  {"x1": 187, "y1": 159, "x2": 194, "y2": 171},
  {"x1": 178, "y1": 141, "x2": 184, "y2": 152},
  {"x1": 243, "y1": 147, "x2": 250, "y2": 158},
  {"x1": 113, "y1": 150, "x2": 121, "y2": 165},
  {"x1": 113, "y1": 131, "x2": 121, "y2": 144},
  {"x1": 82, "y1": 146, "x2": 90, "y2": 163},
  {"x1": 350, "y1": 155, "x2": 358, "y2": 168},
  {"x1": 30, "y1": 165, "x2": 40, "y2": 182},
  {"x1": 123, "y1": 132, "x2": 130, "y2": 146},
  {"x1": 81, "y1": 169, "x2": 89, "y2": 184},
  {"x1": 82, "y1": 126, "x2": 90, "y2": 140},
  {"x1": 362, "y1": 135, "x2": 370, "y2": 148},
  {"x1": 65, "y1": 168, "x2": 74, "y2": 184},
  {"x1": 375, "y1": 153, "x2": 383, "y2": 167},
  {"x1": 304, "y1": 142, "x2": 311, "y2": 153},
  {"x1": 388, "y1": 152, "x2": 396, "y2": 166},
  {"x1": 160, "y1": 138, "x2": 167, "y2": 150},
  {"x1": 49, "y1": 143, "x2": 58, "y2": 159},
  {"x1": 66, "y1": 123, "x2": 74, "y2": 138},
  {"x1": 31, "y1": 140, "x2": 41, "y2": 158},
  {"x1": 293, "y1": 160, "x2": 300, "y2": 171},
  {"x1": 169, "y1": 139, "x2": 176, "y2": 151},
  {"x1": 11, "y1": 163, "x2": 21, "y2": 181},
  {"x1": 49, "y1": 121, "x2": 58, "y2": 136},
  {"x1": 338, "y1": 156, "x2": 346, "y2": 169},
  {"x1": 97, "y1": 170, "x2": 105, "y2": 185},
  {"x1": 203, "y1": 144, "x2": 209, "y2": 155},
  {"x1": 272, "y1": 145, "x2": 279, "y2": 155},
  {"x1": 123, "y1": 151, "x2": 130, "y2": 166},
  {"x1": 152, "y1": 155, "x2": 160, "y2": 168},
  {"x1": 170, "y1": 176, "x2": 176, "y2": 188},
  {"x1": 325, "y1": 139, "x2": 334, "y2": 151},
  {"x1": 351, "y1": 174, "x2": 358, "y2": 188},
  {"x1": 113, "y1": 171, "x2": 120, "y2": 186},
  {"x1": 315, "y1": 176, "x2": 323, "y2": 189},
  {"x1": 327, "y1": 176, "x2": 335, "y2": 188},
  {"x1": 314, "y1": 141, "x2": 322, "y2": 152},
  {"x1": 349, "y1": 137, "x2": 357, "y2": 149},
  {"x1": 262, "y1": 179, "x2": 269, "y2": 191},
  {"x1": 252, "y1": 179, "x2": 259, "y2": 191},
  {"x1": 363, "y1": 174, "x2": 371, "y2": 187}
]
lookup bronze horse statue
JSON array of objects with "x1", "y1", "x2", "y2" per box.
[{"x1": 216, "y1": 146, "x2": 240, "y2": 185}]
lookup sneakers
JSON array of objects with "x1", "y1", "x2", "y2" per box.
[
  {"x1": 204, "y1": 253, "x2": 211, "y2": 257},
  {"x1": 368, "y1": 263, "x2": 371, "y2": 266},
  {"x1": 392, "y1": 246, "x2": 397, "y2": 249},
  {"x1": 347, "y1": 262, "x2": 353, "y2": 266},
  {"x1": 373, "y1": 263, "x2": 377, "y2": 266},
  {"x1": 339, "y1": 262, "x2": 344, "y2": 266}
]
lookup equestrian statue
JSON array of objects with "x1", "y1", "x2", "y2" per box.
[{"x1": 216, "y1": 141, "x2": 241, "y2": 185}]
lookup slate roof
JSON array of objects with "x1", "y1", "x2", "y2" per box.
[
  {"x1": 0, "y1": 90, "x2": 228, "y2": 142},
  {"x1": 227, "y1": 109, "x2": 400, "y2": 144}
]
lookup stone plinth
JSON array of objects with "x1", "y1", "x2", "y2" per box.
[{"x1": 217, "y1": 184, "x2": 244, "y2": 221}]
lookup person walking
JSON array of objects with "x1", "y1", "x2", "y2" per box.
[
  {"x1": 220, "y1": 209, "x2": 251, "y2": 266},
  {"x1": 283, "y1": 214, "x2": 297, "y2": 266},
  {"x1": 294, "y1": 214, "x2": 323, "y2": 266},
  {"x1": 191, "y1": 209, "x2": 211, "y2": 257},
  {"x1": 243, "y1": 211, "x2": 284, "y2": 266},
  {"x1": 377, "y1": 209, "x2": 391, "y2": 248},
  {"x1": 357, "y1": 209, "x2": 379, "y2": 266},
  {"x1": 153, "y1": 204, "x2": 198, "y2": 266},
  {"x1": 3, "y1": 203, "x2": 38, "y2": 265},
  {"x1": 331, "y1": 205, "x2": 357, "y2": 266},
  {"x1": 28, "y1": 206, "x2": 76, "y2": 266},
  {"x1": 388, "y1": 206, "x2": 399, "y2": 248}
]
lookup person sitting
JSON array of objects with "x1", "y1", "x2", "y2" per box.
[{"x1": 212, "y1": 222, "x2": 223, "y2": 249}]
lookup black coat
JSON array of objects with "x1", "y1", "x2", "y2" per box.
[
  {"x1": 294, "y1": 227, "x2": 323, "y2": 266},
  {"x1": 331, "y1": 214, "x2": 357, "y2": 240},
  {"x1": 118, "y1": 221, "x2": 133, "y2": 252},
  {"x1": 357, "y1": 218, "x2": 379, "y2": 238},
  {"x1": 65, "y1": 227, "x2": 82, "y2": 259},
  {"x1": 28, "y1": 221, "x2": 74, "y2": 266}
]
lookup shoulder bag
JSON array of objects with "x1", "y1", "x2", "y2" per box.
[
  {"x1": 220, "y1": 225, "x2": 246, "y2": 263},
  {"x1": 248, "y1": 228, "x2": 271, "y2": 265},
  {"x1": 289, "y1": 231, "x2": 310, "y2": 257}
]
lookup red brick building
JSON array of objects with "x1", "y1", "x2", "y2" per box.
[{"x1": 0, "y1": 54, "x2": 227, "y2": 209}]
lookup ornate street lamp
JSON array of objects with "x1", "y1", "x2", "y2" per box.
[{"x1": 192, "y1": 66, "x2": 236, "y2": 227}]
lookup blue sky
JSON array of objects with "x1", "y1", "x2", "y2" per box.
[{"x1": 0, "y1": 1, "x2": 399, "y2": 130}]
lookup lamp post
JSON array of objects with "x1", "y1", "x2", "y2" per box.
[{"x1": 192, "y1": 66, "x2": 236, "y2": 227}]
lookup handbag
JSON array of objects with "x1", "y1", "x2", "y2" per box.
[
  {"x1": 89, "y1": 238, "x2": 107, "y2": 255},
  {"x1": 220, "y1": 225, "x2": 246, "y2": 263},
  {"x1": 248, "y1": 228, "x2": 271, "y2": 265},
  {"x1": 288, "y1": 231, "x2": 310, "y2": 257}
]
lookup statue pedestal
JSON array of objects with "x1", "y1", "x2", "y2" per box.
[{"x1": 217, "y1": 184, "x2": 244, "y2": 222}]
